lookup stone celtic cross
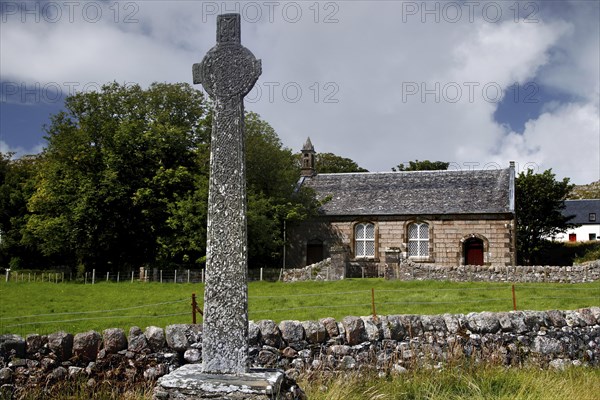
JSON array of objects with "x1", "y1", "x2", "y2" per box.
[{"x1": 192, "y1": 13, "x2": 261, "y2": 374}]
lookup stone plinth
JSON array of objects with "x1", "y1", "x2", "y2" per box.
[{"x1": 153, "y1": 365, "x2": 303, "y2": 399}]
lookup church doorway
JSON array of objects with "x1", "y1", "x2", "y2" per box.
[
  {"x1": 306, "y1": 240, "x2": 324, "y2": 266},
  {"x1": 464, "y1": 237, "x2": 484, "y2": 265}
]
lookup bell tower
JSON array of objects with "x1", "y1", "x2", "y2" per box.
[{"x1": 301, "y1": 137, "x2": 316, "y2": 177}]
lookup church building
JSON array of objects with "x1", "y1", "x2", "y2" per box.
[{"x1": 286, "y1": 138, "x2": 517, "y2": 271}]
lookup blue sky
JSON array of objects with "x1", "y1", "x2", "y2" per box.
[{"x1": 1, "y1": 0, "x2": 599, "y2": 184}]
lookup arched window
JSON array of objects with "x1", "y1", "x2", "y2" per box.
[
  {"x1": 355, "y1": 223, "x2": 375, "y2": 258},
  {"x1": 408, "y1": 222, "x2": 429, "y2": 258}
]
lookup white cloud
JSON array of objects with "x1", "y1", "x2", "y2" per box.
[
  {"x1": 492, "y1": 102, "x2": 600, "y2": 183},
  {"x1": 0, "y1": 140, "x2": 45, "y2": 157},
  {"x1": 1, "y1": 1, "x2": 598, "y2": 184}
]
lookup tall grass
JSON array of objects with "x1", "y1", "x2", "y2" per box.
[
  {"x1": 1, "y1": 279, "x2": 598, "y2": 335},
  {"x1": 15, "y1": 364, "x2": 600, "y2": 400},
  {"x1": 299, "y1": 365, "x2": 600, "y2": 400}
]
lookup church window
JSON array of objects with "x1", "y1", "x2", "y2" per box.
[
  {"x1": 355, "y1": 223, "x2": 375, "y2": 258},
  {"x1": 408, "y1": 222, "x2": 429, "y2": 257}
]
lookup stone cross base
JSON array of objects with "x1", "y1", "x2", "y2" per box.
[{"x1": 153, "y1": 365, "x2": 306, "y2": 400}]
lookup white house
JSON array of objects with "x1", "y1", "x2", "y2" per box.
[{"x1": 553, "y1": 199, "x2": 600, "y2": 242}]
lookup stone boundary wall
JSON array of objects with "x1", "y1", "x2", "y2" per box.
[
  {"x1": 384, "y1": 260, "x2": 600, "y2": 283},
  {"x1": 282, "y1": 259, "x2": 600, "y2": 283},
  {"x1": 1, "y1": 307, "x2": 599, "y2": 396}
]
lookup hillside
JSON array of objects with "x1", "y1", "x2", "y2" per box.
[{"x1": 569, "y1": 180, "x2": 600, "y2": 199}]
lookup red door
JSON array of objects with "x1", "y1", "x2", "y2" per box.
[{"x1": 465, "y1": 238, "x2": 484, "y2": 265}]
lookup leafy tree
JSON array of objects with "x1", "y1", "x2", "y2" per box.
[
  {"x1": 245, "y1": 112, "x2": 321, "y2": 267},
  {"x1": 0, "y1": 153, "x2": 45, "y2": 270},
  {"x1": 21, "y1": 84, "x2": 318, "y2": 273},
  {"x1": 392, "y1": 160, "x2": 449, "y2": 171},
  {"x1": 313, "y1": 153, "x2": 368, "y2": 173},
  {"x1": 25, "y1": 82, "x2": 211, "y2": 273},
  {"x1": 515, "y1": 169, "x2": 577, "y2": 265}
]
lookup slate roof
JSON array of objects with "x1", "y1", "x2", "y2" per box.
[
  {"x1": 301, "y1": 168, "x2": 514, "y2": 216},
  {"x1": 562, "y1": 200, "x2": 600, "y2": 225}
]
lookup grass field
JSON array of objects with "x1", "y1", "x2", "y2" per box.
[
  {"x1": 15, "y1": 364, "x2": 600, "y2": 400},
  {"x1": 1, "y1": 278, "x2": 598, "y2": 336},
  {"x1": 1, "y1": 279, "x2": 599, "y2": 400},
  {"x1": 298, "y1": 365, "x2": 600, "y2": 400}
]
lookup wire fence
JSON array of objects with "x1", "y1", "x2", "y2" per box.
[
  {"x1": 250, "y1": 285, "x2": 599, "y2": 318},
  {"x1": 1, "y1": 284, "x2": 597, "y2": 336},
  {"x1": 3, "y1": 267, "x2": 283, "y2": 284}
]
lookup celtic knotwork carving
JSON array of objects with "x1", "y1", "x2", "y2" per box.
[
  {"x1": 200, "y1": 45, "x2": 261, "y2": 99},
  {"x1": 191, "y1": 13, "x2": 261, "y2": 375}
]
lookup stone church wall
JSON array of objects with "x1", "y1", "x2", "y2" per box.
[{"x1": 287, "y1": 215, "x2": 515, "y2": 270}]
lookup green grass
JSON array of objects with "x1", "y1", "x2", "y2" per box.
[
  {"x1": 0, "y1": 279, "x2": 598, "y2": 336},
  {"x1": 14, "y1": 364, "x2": 600, "y2": 400},
  {"x1": 300, "y1": 365, "x2": 600, "y2": 400}
]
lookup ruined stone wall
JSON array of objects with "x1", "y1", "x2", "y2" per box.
[{"x1": 1, "y1": 307, "x2": 598, "y2": 396}]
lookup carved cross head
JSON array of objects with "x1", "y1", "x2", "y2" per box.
[{"x1": 193, "y1": 13, "x2": 261, "y2": 100}]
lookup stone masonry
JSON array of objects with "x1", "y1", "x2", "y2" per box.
[{"x1": 1, "y1": 308, "x2": 599, "y2": 398}]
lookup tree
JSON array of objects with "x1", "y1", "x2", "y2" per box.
[
  {"x1": 21, "y1": 83, "x2": 318, "y2": 273},
  {"x1": 0, "y1": 153, "x2": 45, "y2": 270},
  {"x1": 245, "y1": 112, "x2": 321, "y2": 267},
  {"x1": 515, "y1": 169, "x2": 577, "y2": 265},
  {"x1": 392, "y1": 160, "x2": 449, "y2": 171},
  {"x1": 25, "y1": 82, "x2": 211, "y2": 273},
  {"x1": 314, "y1": 153, "x2": 368, "y2": 173}
]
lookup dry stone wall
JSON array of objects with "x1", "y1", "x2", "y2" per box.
[
  {"x1": 283, "y1": 259, "x2": 600, "y2": 283},
  {"x1": 384, "y1": 259, "x2": 600, "y2": 283},
  {"x1": 1, "y1": 308, "x2": 599, "y2": 397}
]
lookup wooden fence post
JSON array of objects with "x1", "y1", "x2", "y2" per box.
[
  {"x1": 191, "y1": 293, "x2": 203, "y2": 324},
  {"x1": 192, "y1": 293, "x2": 197, "y2": 324}
]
